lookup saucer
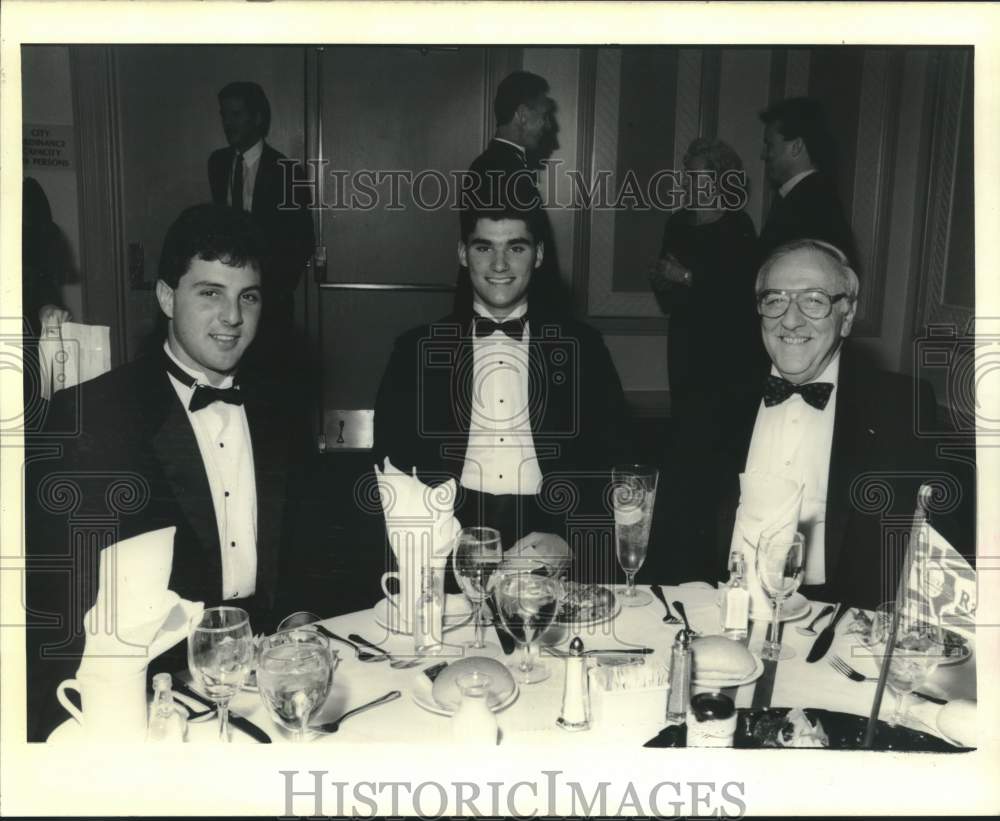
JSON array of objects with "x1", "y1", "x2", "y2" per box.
[{"x1": 373, "y1": 594, "x2": 474, "y2": 636}]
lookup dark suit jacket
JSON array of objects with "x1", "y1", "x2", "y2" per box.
[
  {"x1": 373, "y1": 308, "x2": 633, "y2": 554},
  {"x1": 467, "y1": 138, "x2": 539, "y2": 209},
  {"x1": 25, "y1": 351, "x2": 304, "y2": 739},
  {"x1": 758, "y1": 172, "x2": 859, "y2": 271},
  {"x1": 208, "y1": 142, "x2": 314, "y2": 297},
  {"x1": 662, "y1": 344, "x2": 975, "y2": 609}
]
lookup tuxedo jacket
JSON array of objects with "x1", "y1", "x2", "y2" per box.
[
  {"x1": 373, "y1": 309, "x2": 634, "y2": 542},
  {"x1": 25, "y1": 351, "x2": 304, "y2": 738},
  {"x1": 758, "y1": 172, "x2": 859, "y2": 271},
  {"x1": 208, "y1": 142, "x2": 314, "y2": 295},
  {"x1": 662, "y1": 344, "x2": 975, "y2": 609}
]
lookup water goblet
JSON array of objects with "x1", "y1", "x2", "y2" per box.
[
  {"x1": 257, "y1": 628, "x2": 339, "y2": 741},
  {"x1": 871, "y1": 601, "x2": 946, "y2": 728},
  {"x1": 493, "y1": 570, "x2": 562, "y2": 684},
  {"x1": 187, "y1": 606, "x2": 255, "y2": 742},
  {"x1": 753, "y1": 530, "x2": 805, "y2": 661},
  {"x1": 612, "y1": 465, "x2": 659, "y2": 607},
  {"x1": 452, "y1": 527, "x2": 503, "y2": 658}
]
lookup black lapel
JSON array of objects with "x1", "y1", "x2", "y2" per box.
[{"x1": 148, "y1": 364, "x2": 223, "y2": 590}]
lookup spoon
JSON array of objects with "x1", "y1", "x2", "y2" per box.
[
  {"x1": 796, "y1": 604, "x2": 836, "y2": 637},
  {"x1": 348, "y1": 633, "x2": 421, "y2": 669},
  {"x1": 312, "y1": 690, "x2": 401, "y2": 734},
  {"x1": 314, "y1": 625, "x2": 387, "y2": 663},
  {"x1": 671, "y1": 600, "x2": 699, "y2": 637}
]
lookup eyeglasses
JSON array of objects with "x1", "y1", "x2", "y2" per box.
[{"x1": 756, "y1": 289, "x2": 851, "y2": 320}]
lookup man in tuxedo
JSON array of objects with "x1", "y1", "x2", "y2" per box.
[
  {"x1": 757, "y1": 97, "x2": 859, "y2": 270},
  {"x1": 375, "y1": 204, "x2": 632, "y2": 578},
  {"x1": 208, "y1": 81, "x2": 314, "y2": 376},
  {"x1": 664, "y1": 239, "x2": 973, "y2": 608},
  {"x1": 25, "y1": 204, "x2": 305, "y2": 739}
]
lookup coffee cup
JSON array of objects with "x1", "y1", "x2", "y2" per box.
[{"x1": 56, "y1": 668, "x2": 147, "y2": 741}]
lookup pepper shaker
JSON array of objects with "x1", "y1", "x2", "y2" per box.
[
  {"x1": 556, "y1": 637, "x2": 590, "y2": 731},
  {"x1": 665, "y1": 629, "x2": 692, "y2": 724}
]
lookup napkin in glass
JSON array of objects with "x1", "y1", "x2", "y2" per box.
[
  {"x1": 728, "y1": 471, "x2": 804, "y2": 616},
  {"x1": 76, "y1": 526, "x2": 203, "y2": 680}
]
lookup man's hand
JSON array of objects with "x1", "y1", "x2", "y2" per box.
[
  {"x1": 37, "y1": 304, "x2": 72, "y2": 329},
  {"x1": 648, "y1": 255, "x2": 692, "y2": 290},
  {"x1": 505, "y1": 532, "x2": 571, "y2": 575}
]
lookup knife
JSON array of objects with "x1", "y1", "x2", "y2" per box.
[
  {"x1": 806, "y1": 602, "x2": 849, "y2": 663},
  {"x1": 173, "y1": 679, "x2": 272, "y2": 743},
  {"x1": 484, "y1": 597, "x2": 515, "y2": 655}
]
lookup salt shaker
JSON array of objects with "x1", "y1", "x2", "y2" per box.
[
  {"x1": 665, "y1": 629, "x2": 692, "y2": 724},
  {"x1": 556, "y1": 637, "x2": 590, "y2": 731}
]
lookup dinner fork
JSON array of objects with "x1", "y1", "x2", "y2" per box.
[
  {"x1": 348, "y1": 633, "x2": 422, "y2": 669},
  {"x1": 828, "y1": 656, "x2": 946, "y2": 704},
  {"x1": 650, "y1": 585, "x2": 681, "y2": 624}
]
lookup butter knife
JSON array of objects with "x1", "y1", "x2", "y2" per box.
[
  {"x1": 173, "y1": 679, "x2": 272, "y2": 743},
  {"x1": 805, "y1": 602, "x2": 848, "y2": 663}
]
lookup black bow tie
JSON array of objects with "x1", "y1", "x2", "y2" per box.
[
  {"x1": 763, "y1": 374, "x2": 834, "y2": 410},
  {"x1": 164, "y1": 354, "x2": 243, "y2": 412},
  {"x1": 473, "y1": 315, "x2": 527, "y2": 340}
]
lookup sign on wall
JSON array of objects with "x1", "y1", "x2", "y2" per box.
[{"x1": 23, "y1": 123, "x2": 75, "y2": 171}]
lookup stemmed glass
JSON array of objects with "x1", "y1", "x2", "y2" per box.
[
  {"x1": 612, "y1": 465, "x2": 659, "y2": 607},
  {"x1": 257, "y1": 628, "x2": 339, "y2": 741},
  {"x1": 452, "y1": 526, "x2": 503, "y2": 658},
  {"x1": 187, "y1": 606, "x2": 255, "y2": 742},
  {"x1": 754, "y1": 530, "x2": 805, "y2": 660},
  {"x1": 493, "y1": 569, "x2": 562, "y2": 684},
  {"x1": 872, "y1": 602, "x2": 946, "y2": 727}
]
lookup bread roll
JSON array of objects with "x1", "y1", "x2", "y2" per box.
[
  {"x1": 691, "y1": 635, "x2": 756, "y2": 681},
  {"x1": 431, "y1": 657, "x2": 516, "y2": 711}
]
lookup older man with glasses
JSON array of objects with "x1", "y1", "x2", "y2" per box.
[{"x1": 659, "y1": 238, "x2": 974, "y2": 609}]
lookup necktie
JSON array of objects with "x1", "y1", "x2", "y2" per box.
[
  {"x1": 473, "y1": 315, "x2": 527, "y2": 340},
  {"x1": 763, "y1": 374, "x2": 834, "y2": 410},
  {"x1": 164, "y1": 355, "x2": 243, "y2": 412},
  {"x1": 231, "y1": 151, "x2": 244, "y2": 211}
]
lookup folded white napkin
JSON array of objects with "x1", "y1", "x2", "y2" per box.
[
  {"x1": 729, "y1": 471, "x2": 804, "y2": 615},
  {"x1": 76, "y1": 526, "x2": 203, "y2": 679},
  {"x1": 374, "y1": 458, "x2": 461, "y2": 569}
]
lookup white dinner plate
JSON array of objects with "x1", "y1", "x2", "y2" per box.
[
  {"x1": 692, "y1": 655, "x2": 765, "y2": 689},
  {"x1": 749, "y1": 592, "x2": 809, "y2": 622},
  {"x1": 374, "y1": 594, "x2": 474, "y2": 636},
  {"x1": 408, "y1": 670, "x2": 519, "y2": 717}
]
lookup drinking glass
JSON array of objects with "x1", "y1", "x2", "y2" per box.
[
  {"x1": 452, "y1": 527, "x2": 503, "y2": 658},
  {"x1": 493, "y1": 570, "x2": 562, "y2": 684},
  {"x1": 871, "y1": 601, "x2": 946, "y2": 727},
  {"x1": 187, "y1": 606, "x2": 255, "y2": 742},
  {"x1": 257, "y1": 628, "x2": 338, "y2": 741},
  {"x1": 754, "y1": 530, "x2": 805, "y2": 661},
  {"x1": 612, "y1": 465, "x2": 659, "y2": 607}
]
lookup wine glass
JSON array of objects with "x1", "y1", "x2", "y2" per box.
[
  {"x1": 257, "y1": 628, "x2": 339, "y2": 741},
  {"x1": 187, "y1": 606, "x2": 255, "y2": 742},
  {"x1": 452, "y1": 527, "x2": 503, "y2": 658},
  {"x1": 612, "y1": 465, "x2": 659, "y2": 607},
  {"x1": 493, "y1": 569, "x2": 562, "y2": 684},
  {"x1": 753, "y1": 530, "x2": 805, "y2": 660},
  {"x1": 872, "y1": 601, "x2": 946, "y2": 727}
]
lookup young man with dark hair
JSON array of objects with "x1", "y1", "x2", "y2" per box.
[{"x1": 25, "y1": 204, "x2": 304, "y2": 740}]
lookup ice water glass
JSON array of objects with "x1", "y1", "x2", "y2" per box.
[
  {"x1": 257, "y1": 628, "x2": 338, "y2": 741},
  {"x1": 493, "y1": 570, "x2": 562, "y2": 684}
]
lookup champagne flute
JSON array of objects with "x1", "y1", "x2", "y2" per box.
[
  {"x1": 754, "y1": 530, "x2": 805, "y2": 661},
  {"x1": 872, "y1": 602, "x2": 945, "y2": 727},
  {"x1": 187, "y1": 606, "x2": 254, "y2": 742},
  {"x1": 452, "y1": 527, "x2": 503, "y2": 658},
  {"x1": 257, "y1": 628, "x2": 338, "y2": 741},
  {"x1": 613, "y1": 465, "x2": 659, "y2": 607},
  {"x1": 493, "y1": 569, "x2": 562, "y2": 684}
]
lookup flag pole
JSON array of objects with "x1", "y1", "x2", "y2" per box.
[{"x1": 862, "y1": 483, "x2": 933, "y2": 749}]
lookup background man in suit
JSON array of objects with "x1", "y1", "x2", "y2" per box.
[
  {"x1": 25, "y1": 204, "x2": 305, "y2": 739},
  {"x1": 208, "y1": 81, "x2": 314, "y2": 378},
  {"x1": 663, "y1": 239, "x2": 973, "y2": 606},
  {"x1": 757, "y1": 98, "x2": 859, "y2": 270},
  {"x1": 375, "y1": 204, "x2": 632, "y2": 580}
]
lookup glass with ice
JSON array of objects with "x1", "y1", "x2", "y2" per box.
[{"x1": 612, "y1": 465, "x2": 659, "y2": 607}]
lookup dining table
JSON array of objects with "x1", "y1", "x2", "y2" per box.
[{"x1": 48, "y1": 583, "x2": 977, "y2": 748}]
